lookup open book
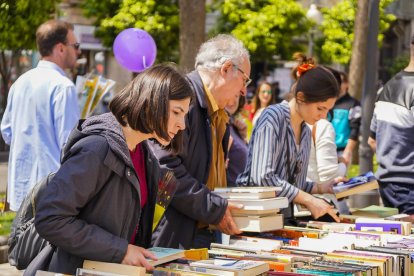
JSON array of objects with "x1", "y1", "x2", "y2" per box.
[{"x1": 333, "y1": 171, "x2": 379, "y2": 199}]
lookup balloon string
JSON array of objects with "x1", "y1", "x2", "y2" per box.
[{"x1": 143, "y1": 56, "x2": 147, "y2": 68}]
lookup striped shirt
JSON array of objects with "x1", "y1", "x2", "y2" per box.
[{"x1": 236, "y1": 101, "x2": 314, "y2": 202}]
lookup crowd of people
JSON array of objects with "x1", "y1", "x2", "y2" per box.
[{"x1": 0, "y1": 19, "x2": 413, "y2": 275}]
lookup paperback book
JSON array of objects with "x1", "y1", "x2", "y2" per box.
[{"x1": 333, "y1": 171, "x2": 379, "y2": 199}]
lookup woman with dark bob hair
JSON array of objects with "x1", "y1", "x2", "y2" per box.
[
  {"x1": 29, "y1": 63, "x2": 193, "y2": 274},
  {"x1": 237, "y1": 62, "x2": 345, "y2": 223}
]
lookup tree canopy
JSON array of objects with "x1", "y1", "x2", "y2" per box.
[
  {"x1": 0, "y1": 0, "x2": 57, "y2": 50},
  {"x1": 210, "y1": 0, "x2": 310, "y2": 63},
  {"x1": 319, "y1": 0, "x2": 395, "y2": 65},
  {"x1": 83, "y1": 0, "x2": 180, "y2": 63}
]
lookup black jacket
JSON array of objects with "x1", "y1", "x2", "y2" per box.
[
  {"x1": 149, "y1": 70, "x2": 229, "y2": 249},
  {"x1": 34, "y1": 113, "x2": 158, "y2": 274}
]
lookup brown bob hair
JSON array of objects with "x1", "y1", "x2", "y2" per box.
[{"x1": 109, "y1": 63, "x2": 193, "y2": 153}]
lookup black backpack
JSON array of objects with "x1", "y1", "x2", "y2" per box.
[
  {"x1": 7, "y1": 131, "x2": 95, "y2": 269},
  {"x1": 8, "y1": 172, "x2": 55, "y2": 269}
]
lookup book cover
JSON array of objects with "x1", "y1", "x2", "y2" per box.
[
  {"x1": 147, "y1": 247, "x2": 185, "y2": 266},
  {"x1": 355, "y1": 218, "x2": 404, "y2": 234},
  {"x1": 333, "y1": 171, "x2": 379, "y2": 199},
  {"x1": 189, "y1": 258, "x2": 269, "y2": 276},
  {"x1": 352, "y1": 205, "x2": 398, "y2": 218},
  {"x1": 167, "y1": 263, "x2": 236, "y2": 276}
]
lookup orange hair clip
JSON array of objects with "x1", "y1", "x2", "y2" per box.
[{"x1": 297, "y1": 63, "x2": 315, "y2": 77}]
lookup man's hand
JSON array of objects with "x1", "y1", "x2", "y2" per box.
[
  {"x1": 122, "y1": 244, "x2": 157, "y2": 271},
  {"x1": 216, "y1": 202, "x2": 243, "y2": 235}
]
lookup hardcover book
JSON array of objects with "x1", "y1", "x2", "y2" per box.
[{"x1": 333, "y1": 171, "x2": 379, "y2": 199}]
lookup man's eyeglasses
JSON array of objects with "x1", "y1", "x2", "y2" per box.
[
  {"x1": 233, "y1": 64, "x2": 252, "y2": 87},
  {"x1": 261, "y1": 90, "x2": 272, "y2": 95},
  {"x1": 67, "y1": 42, "x2": 81, "y2": 50}
]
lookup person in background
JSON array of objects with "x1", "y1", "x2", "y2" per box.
[
  {"x1": 368, "y1": 35, "x2": 414, "y2": 214},
  {"x1": 149, "y1": 34, "x2": 250, "y2": 249},
  {"x1": 306, "y1": 118, "x2": 347, "y2": 207},
  {"x1": 225, "y1": 94, "x2": 249, "y2": 186},
  {"x1": 329, "y1": 71, "x2": 361, "y2": 167},
  {"x1": 29, "y1": 64, "x2": 193, "y2": 274},
  {"x1": 251, "y1": 81, "x2": 277, "y2": 126},
  {"x1": 237, "y1": 62, "x2": 343, "y2": 222},
  {"x1": 1, "y1": 20, "x2": 80, "y2": 211}
]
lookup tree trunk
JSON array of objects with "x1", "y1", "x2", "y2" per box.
[
  {"x1": 348, "y1": 0, "x2": 369, "y2": 100},
  {"x1": 0, "y1": 50, "x2": 13, "y2": 151},
  {"x1": 179, "y1": 0, "x2": 206, "y2": 73},
  {"x1": 359, "y1": 0, "x2": 380, "y2": 174}
]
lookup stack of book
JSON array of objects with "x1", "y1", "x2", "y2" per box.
[{"x1": 214, "y1": 187, "x2": 288, "y2": 232}]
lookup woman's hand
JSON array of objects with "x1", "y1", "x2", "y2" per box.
[
  {"x1": 314, "y1": 176, "x2": 347, "y2": 194},
  {"x1": 294, "y1": 190, "x2": 339, "y2": 222},
  {"x1": 122, "y1": 244, "x2": 157, "y2": 271},
  {"x1": 306, "y1": 196, "x2": 339, "y2": 222}
]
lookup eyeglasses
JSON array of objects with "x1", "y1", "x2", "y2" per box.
[
  {"x1": 261, "y1": 90, "x2": 272, "y2": 95},
  {"x1": 233, "y1": 64, "x2": 252, "y2": 87},
  {"x1": 67, "y1": 42, "x2": 80, "y2": 50}
]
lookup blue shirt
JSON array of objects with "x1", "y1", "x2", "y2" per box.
[
  {"x1": 1, "y1": 60, "x2": 80, "y2": 211},
  {"x1": 236, "y1": 101, "x2": 314, "y2": 203}
]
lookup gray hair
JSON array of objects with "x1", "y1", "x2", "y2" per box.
[{"x1": 195, "y1": 34, "x2": 250, "y2": 71}]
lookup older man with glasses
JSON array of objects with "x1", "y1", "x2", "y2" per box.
[
  {"x1": 1, "y1": 19, "x2": 81, "y2": 211},
  {"x1": 149, "y1": 34, "x2": 251, "y2": 249}
]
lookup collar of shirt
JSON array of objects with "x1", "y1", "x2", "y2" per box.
[
  {"x1": 37, "y1": 60, "x2": 67, "y2": 77},
  {"x1": 203, "y1": 81, "x2": 229, "y2": 124}
]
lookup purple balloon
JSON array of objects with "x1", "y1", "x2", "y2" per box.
[{"x1": 113, "y1": 28, "x2": 157, "y2": 72}]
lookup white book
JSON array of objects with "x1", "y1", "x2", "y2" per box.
[
  {"x1": 233, "y1": 214, "x2": 284, "y2": 232},
  {"x1": 228, "y1": 197, "x2": 288, "y2": 211},
  {"x1": 214, "y1": 187, "x2": 282, "y2": 199}
]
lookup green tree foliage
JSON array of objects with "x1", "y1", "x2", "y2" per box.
[
  {"x1": 210, "y1": 0, "x2": 310, "y2": 62},
  {"x1": 0, "y1": 0, "x2": 57, "y2": 50},
  {"x1": 0, "y1": 0, "x2": 58, "y2": 117},
  {"x1": 319, "y1": 0, "x2": 395, "y2": 65},
  {"x1": 83, "y1": 0, "x2": 179, "y2": 62}
]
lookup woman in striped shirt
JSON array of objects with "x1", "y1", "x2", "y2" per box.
[{"x1": 237, "y1": 64, "x2": 343, "y2": 222}]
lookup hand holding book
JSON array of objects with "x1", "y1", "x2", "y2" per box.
[
  {"x1": 216, "y1": 202, "x2": 243, "y2": 235},
  {"x1": 121, "y1": 245, "x2": 156, "y2": 271}
]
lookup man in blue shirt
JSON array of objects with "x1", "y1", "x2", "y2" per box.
[{"x1": 1, "y1": 20, "x2": 80, "y2": 211}]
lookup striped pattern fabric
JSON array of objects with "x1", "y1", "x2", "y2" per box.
[{"x1": 236, "y1": 101, "x2": 314, "y2": 202}]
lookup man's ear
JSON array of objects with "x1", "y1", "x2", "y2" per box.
[{"x1": 220, "y1": 60, "x2": 233, "y2": 77}]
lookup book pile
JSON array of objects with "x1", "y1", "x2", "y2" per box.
[{"x1": 214, "y1": 187, "x2": 288, "y2": 232}]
